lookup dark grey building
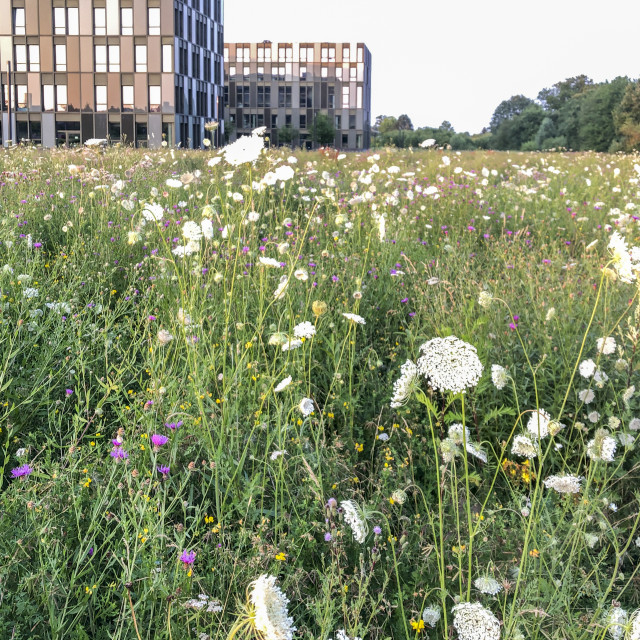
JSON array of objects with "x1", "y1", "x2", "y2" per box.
[
  {"x1": 224, "y1": 41, "x2": 372, "y2": 150},
  {"x1": 0, "y1": 0, "x2": 224, "y2": 148}
]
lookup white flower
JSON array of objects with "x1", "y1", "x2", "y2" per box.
[
  {"x1": 166, "y1": 178, "x2": 182, "y2": 189},
  {"x1": 299, "y1": 397, "x2": 314, "y2": 416},
  {"x1": 597, "y1": 336, "x2": 616, "y2": 355},
  {"x1": 222, "y1": 134, "x2": 264, "y2": 166},
  {"x1": 293, "y1": 321, "x2": 315, "y2": 339},
  {"x1": 419, "y1": 138, "x2": 436, "y2": 148},
  {"x1": 511, "y1": 434, "x2": 537, "y2": 459},
  {"x1": 342, "y1": 313, "x2": 365, "y2": 325},
  {"x1": 23, "y1": 287, "x2": 39, "y2": 298},
  {"x1": 451, "y1": 602, "x2": 500, "y2": 640},
  {"x1": 127, "y1": 230, "x2": 141, "y2": 245},
  {"x1": 466, "y1": 442, "x2": 488, "y2": 463},
  {"x1": 201, "y1": 218, "x2": 214, "y2": 240},
  {"x1": 281, "y1": 339, "x2": 303, "y2": 352},
  {"x1": 207, "y1": 156, "x2": 222, "y2": 167},
  {"x1": 629, "y1": 418, "x2": 640, "y2": 431},
  {"x1": 274, "y1": 165, "x2": 295, "y2": 181},
  {"x1": 416, "y1": 336, "x2": 484, "y2": 395},
  {"x1": 259, "y1": 256, "x2": 282, "y2": 268},
  {"x1": 270, "y1": 450, "x2": 286, "y2": 460},
  {"x1": 478, "y1": 291, "x2": 493, "y2": 308},
  {"x1": 594, "y1": 368, "x2": 609, "y2": 388},
  {"x1": 543, "y1": 474, "x2": 583, "y2": 494},
  {"x1": 605, "y1": 607, "x2": 628, "y2": 640},
  {"x1": 622, "y1": 385, "x2": 635, "y2": 408},
  {"x1": 274, "y1": 376, "x2": 292, "y2": 393},
  {"x1": 340, "y1": 500, "x2": 367, "y2": 543},
  {"x1": 249, "y1": 574, "x2": 296, "y2": 640},
  {"x1": 449, "y1": 423, "x2": 471, "y2": 445},
  {"x1": 588, "y1": 411, "x2": 601, "y2": 423},
  {"x1": 390, "y1": 360, "x2": 419, "y2": 408},
  {"x1": 579, "y1": 359, "x2": 596, "y2": 378},
  {"x1": 526, "y1": 409, "x2": 552, "y2": 439},
  {"x1": 473, "y1": 576, "x2": 503, "y2": 596},
  {"x1": 177, "y1": 308, "x2": 192, "y2": 326},
  {"x1": 182, "y1": 220, "x2": 203, "y2": 242},
  {"x1": 157, "y1": 329, "x2": 174, "y2": 345},
  {"x1": 293, "y1": 268, "x2": 308, "y2": 281},
  {"x1": 579, "y1": 389, "x2": 595, "y2": 404},
  {"x1": 587, "y1": 429, "x2": 617, "y2": 462},
  {"x1": 618, "y1": 432, "x2": 635, "y2": 447},
  {"x1": 608, "y1": 231, "x2": 635, "y2": 283},
  {"x1": 422, "y1": 605, "x2": 441, "y2": 628},
  {"x1": 545, "y1": 307, "x2": 556, "y2": 322},
  {"x1": 491, "y1": 364, "x2": 508, "y2": 390},
  {"x1": 142, "y1": 202, "x2": 164, "y2": 222},
  {"x1": 629, "y1": 608, "x2": 640, "y2": 640},
  {"x1": 273, "y1": 276, "x2": 289, "y2": 300}
]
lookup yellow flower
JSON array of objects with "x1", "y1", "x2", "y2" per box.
[
  {"x1": 410, "y1": 619, "x2": 425, "y2": 631},
  {"x1": 275, "y1": 552, "x2": 286, "y2": 561}
]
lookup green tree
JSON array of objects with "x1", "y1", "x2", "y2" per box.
[
  {"x1": 276, "y1": 126, "x2": 299, "y2": 148},
  {"x1": 614, "y1": 80, "x2": 640, "y2": 150},
  {"x1": 537, "y1": 75, "x2": 593, "y2": 111},
  {"x1": 397, "y1": 114, "x2": 414, "y2": 131},
  {"x1": 312, "y1": 113, "x2": 336, "y2": 146},
  {"x1": 493, "y1": 104, "x2": 544, "y2": 150},
  {"x1": 534, "y1": 116, "x2": 557, "y2": 149},
  {"x1": 378, "y1": 116, "x2": 399, "y2": 134},
  {"x1": 490, "y1": 95, "x2": 537, "y2": 132}
]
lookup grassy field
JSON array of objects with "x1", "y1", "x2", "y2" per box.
[{"x1": 0, "y1": 140, "x2": 639, "y2": 640}]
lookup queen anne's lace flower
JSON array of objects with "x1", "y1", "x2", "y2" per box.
[
  {"x1": 390, "y1": 360, "x2": 419, "y2": 408},
  {"x1": 274, "y1": 376, "x2": 292, "y2": 393},
  {"x1": 282, "y1": 338, "x2": 303, "y2": 352},
  {"x1": 511, "y1": 434, "x2": 537, "y2": 459},
  {"x1": 422, "y1": 605, "x2": 441, "y2": 628},
  {"x1": 605, "y1": 607, "x2": 628, "y2": 640},
  {"x1": 451, "y1": 602, "x2": 500, "y2": 640},
  {"x1": 491, "y1": 364, "x2": 508, "y2": 390},
  {"x1": 249, "y1": 574, "x2": 296, "y2": 640},
  {"x1": 629, "y1": 609, "x2": 640, "y2": 640},
  {"x1": 526, "y1": 409, "x2": 552, "y2": 439},
  {"x1": 608, "y1": 231, "x2": 636, "y2": 283},
  {"x1": 142, "y1": 202, "x2": 164, "y2": 222},
  {"x1": 340, "y1": 500, "x2": 367, "y2": 543},
  {"x1": 416, "y1": 336, "x2": 483, "y2": 395},
  {"x1": 597, "y1": 336, "x2": 617, "y2": 355},
  {"x1": 587, "y1": 429, "x2": 617, "y2": 462},
  {"x1": 473, "y1": 576, "x2": 503, "y2": 596},
  {"x1": 342, "y1": 313, "x2": 365, "y2": 325},
  {"x1": 543, "y1": 474, "x2": 583, "y2": 494},
  {"x1": 478, "y1": 291, "x2": 493, "y2": 308},
  {"x1": 293, "y1": 321, "x2": 316, "y2": 339},
  {"x1": 182, "y1": 220, "x2": 203, "y2": 242},
  {"x1": 298, "y1": 398, "x2": 314, "y2": 416},
  {"x1": 259, "y1": 256, "x2": 282, "y2": 268}
]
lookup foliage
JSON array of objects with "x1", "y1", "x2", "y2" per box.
[{"x1": 312, "y1": 113, "x2": 336, "y2": 146}]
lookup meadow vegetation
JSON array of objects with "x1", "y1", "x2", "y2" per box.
[{"x1": 0, "y1": 139, "x2": 639, "y2": 640}]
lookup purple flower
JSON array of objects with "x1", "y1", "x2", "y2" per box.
[
  {"x1": 157, "y1": 465, "x2": 170, "y2": 477},
  {"x1": 112, "y1": 438, "x2": 123, "y2": 447},
  {"x1": 11, "y1": 464, "x2": 32, "y2": 478},
  {"x1": 65, "y1": 389, "x2": 73, "y2": 396},
  {"x1": 110, "y1": 448, "x2": 129, "y2": 460},
  {"x1": 165, "y1": 421, "x2": 183, "y2": 430},
  {"x1": 324, "y1": 532, "x2": 332, "y2": 542},
  {"x1": 373, "y1": 526, "x2": 382, "y2": 535},
  {"x1": 180, "y1": 550, "x2": 196, "y2": 566},
  {"x1": 151, "y1": 434, "x2": 169, "y2": 447},
  {"x1": 326, "y1": 497, "x2": 337, "y2": 509}
]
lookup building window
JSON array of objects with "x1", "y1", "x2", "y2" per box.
[
  {"x1": 56, "y1": 85, "x2": 68, "y2": 111},
  {"x1": 109, "y1": 45, "x2": 120, "y2": 72},
  {"x1": 162, "y1": 44, "x2": 173, "y2": 72},
  {"x1": 43, "y1": 85, "x2": 55, "y2": 111},
  {"x1": 257, "y1": 45, "x2": 271, "y2": 62},
  {"x1": 13, "y1": 8, "x2": 25, "y2": 35},
  {"x1": 96, "y1": 86, "x2": 107, "y2": 112},
  {"x1": 257, "y1": 86, "x2": 270, "y2": 107},
  {"x1": 29, "y1": 45, "x2": 40, "y2": 72},
  {"x1": 121, "y1": 7, "x2": 133, "y2": 35},
  {"x1": 16, "y1": 85, "x2": 28, "y2": 110},
  {"x1": 94, "y1": 7, "x2": 106, "y2": 35},
  {"x1": 15, "y1": 45, "x2": 27, "y2": 72},
  {"x1": 278, "y1": 86, "x2": 291, "y2": 108},
  {"x1": 335, "y1": 115, "x2": 341, "y2": 130},
  {"x1": 349, "y1": 67, "x2": 357, "y2": 81},
  {"x1": 343, "y1": 46, "x2": 350, "y2": 61},
  {"x1": 53, "y1": 7, "x2": 66, "y2": 34},
  {"x1": 342, "y1": 133, "x2": 348, "y2": 147},
  {"x1": 55, "y1": 44, "x2": 67, "y2": 71},
  {"x1": 122, "y1": 85, "x2": 134, "y2": 111},
  {"x1": 300, "y1": 66, "x2": 307, "y2": 80},
  {"x1": 357, "y1": 86, "x2": 362, "y2": 109},
  {"x1": 271, "y1": 114, "x2": 277, "y2": 129},
  {"x1": 342, "y1": 86, "x2": 349, "y2": 108},
  {"x1": 95, "y1": 45, "x2": 107, "y2": 72},
  {"x1": 68, "y1": 8, "x2": 78, "y2": 34},
  {"x1": 149, "y1": 85, "x2": 161, "y2": 111},
  {"x1": 135, "y1": 45, "x2": 148, "y2": 72},
  {"x1": 243, "y1": 66, "x2": 249, "y2": 80},
  {"x1": 148, "y1": 7, "x2": 161, "y2": 35},
  {"x1": 357, "y1": 47, "x2": 364, "y2": 62},
  {"x1": 349, "y1": 114, "x2": 356, "y2": 129},
  {"x1": 328, "y1": 85, "x2": 335, "y2": 109},
  {"x1": 257, "y1": 65, "x2": 264, "y2": 81},
  {"x1": 336, "y1": 67, "x2": 342, "y2": 80},
  {"x1": 299, "y1": 114, "x2": 306, "y2": 130},
  {"x1": 300, "y1": 46, "x2": 313, "y2": 62},
  {"x1": 236, "y1": 85, "x2": 249, "y2": 108},
  {"x1": 321, "y1": 67, "x2": 328, "y2": 79}
]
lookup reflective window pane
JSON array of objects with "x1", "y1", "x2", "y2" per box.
[
  {"x1": 121, "y1": 8, "x2": 133, "y2": 35},
  {"x1": 94, "y1": 8, "x2": 106, "y2": 35},
  {"x1": 43, "y1": 85, "x2": 55, "y2": 111},
  {"x1": 96, "y1": 86, "x2": 107, "y2": 111},
  {"x1": 15, "y1": 45, "x2": 27, "y2": 72},
  {"x1": 13, "y1": 8, "x2": 26, "y2": 35},
  {"x1": 135, "y1": 45, "x2": 147, "y2": 72},
  {"x1": 57, "y1": 85, "x2": 68, "y2": 111},
  {"x1": 55, "y1": 44, "x2": 67, "y2": 71},
  {"x1": 148, "y1": 8, "x2": 160, "y2": 35},
  {"x1": 108, "y1": 45, "x2": 120, "y2": 72},
  {"x1": 68, "y1": 8, "x2": 79, "y2": 35},
  {"x1": 29, "y1": 45, "x2": 40, "y2": 72}
]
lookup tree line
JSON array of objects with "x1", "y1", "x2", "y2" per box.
[{"x1": 374, "y1": 75, "x2": 640, "y2": 152}]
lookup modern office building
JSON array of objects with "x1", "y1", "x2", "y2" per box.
[
  {"x1": 224, "y1": 42, "x2": 371, "y2": 150},
  {"x1": 0, "y1": 0, "x2": 224, "y2": 148}
]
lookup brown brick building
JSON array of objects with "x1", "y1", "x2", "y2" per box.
[
  {"x1": 224, "y1": 42, "x2": 372, "y2": 150},
  {"x1": 0, "y1": 0, "x2": 224, "y2": 148}
]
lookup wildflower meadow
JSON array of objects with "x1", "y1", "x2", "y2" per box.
[{"x1": 1, "y1": 136, "x2": 640, "y2": 640}]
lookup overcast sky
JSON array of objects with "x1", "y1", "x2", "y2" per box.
[{"x1": 225, "y1": 0, "x2": 640, "y2": 134}]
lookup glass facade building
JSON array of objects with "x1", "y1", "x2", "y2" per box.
[
  {"x1": 224, "y1": 41, "x2": 372, "y2": 150},
  {"x1": 0, "y1": 0, "x2": 224, "y2": 148}
]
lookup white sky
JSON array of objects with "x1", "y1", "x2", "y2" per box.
[{"x1": 225, "y1": 0, "x2": 640, "y2": 134}]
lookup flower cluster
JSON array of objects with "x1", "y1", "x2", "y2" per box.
[
  {"x1": 543, "y1": 474, "x2": 583, "y2": 494},
  {"x1": 390, "y1": 359, "x2": 419, "y2": 408},
  {"x1": 340, "y1": 500, "x2": 367, "y2": 543},
  {"x1": 451, "y1": 602, "x2": 501, "y2": 640},
  {"x1": 249, "y1": 574, "x2": 296, "y2": 640},
  {"x1": 416, "y1": 336, "x2": 484, "y2": 394}
]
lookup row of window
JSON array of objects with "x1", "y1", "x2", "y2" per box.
[
  {"x1": 228, "y1": 64, "x2": 366, "y2": 82},
  {"x1": 231, "y1": 45, "x2": 366, "y2": 64},
  {"x1": 5, "y1": 83, "x2": 164, "y2": 112},
  {"x1": 230, "y1": 113, "x2": 359, "y2": 133},
  {"x1": 228, "y1": 85, "x2": 363, "y2": 109},
  {"x1": 14, "y1": 43, "x2": 173, "y2": 73},
  {"x1": 13, "y1": 6, "x2": 161, "y2": 37}
]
